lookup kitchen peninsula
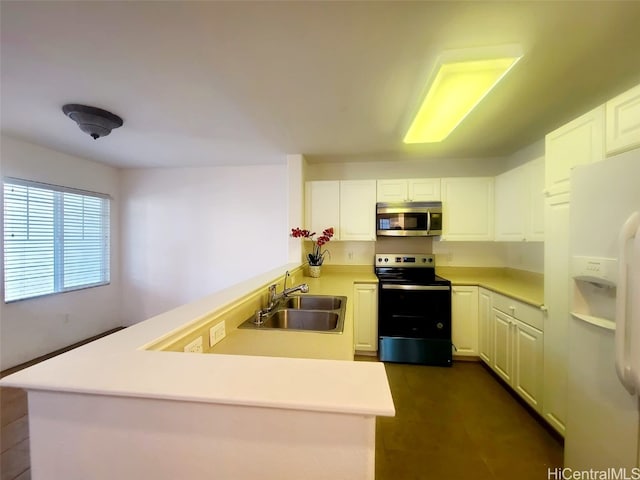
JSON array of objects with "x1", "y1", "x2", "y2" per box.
[{"x1": 0, "y1": 264, "x2": 395, "y2": 480}]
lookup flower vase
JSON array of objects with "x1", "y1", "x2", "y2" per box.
[{"x1": 309, "y1": 265, "x2": 321, "y2": 278}]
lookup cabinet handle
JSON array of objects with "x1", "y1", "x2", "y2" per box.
[{"x1": 540, "y1": 305, "x2": 548, "y2": 312}]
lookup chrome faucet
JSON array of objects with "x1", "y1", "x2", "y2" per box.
[
  {"x1": 268, "y1": 270, "x2": 309, "y2": 308},
  {"x1": 255, "y1": 271, "x2": 309, "y2": 324}
]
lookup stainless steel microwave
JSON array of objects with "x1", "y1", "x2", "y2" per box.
[{"x1": 376, "y1": 202, "x2": 443, "y2": 237}]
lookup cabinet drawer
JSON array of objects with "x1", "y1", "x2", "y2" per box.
[{"x1": 491, "y1": 293, "x2": 543, "y2": 330}]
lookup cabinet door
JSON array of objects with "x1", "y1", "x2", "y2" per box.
[
  {"x1": 494, "y1": 166, "x2": 527, "y2": 241},
  {"x1": 527, "y1": 156, "x2": 545, "y2": 241},
  {"x1": 606, "y1": 83, "x2": 640, "y2": 155},
  {"x1": 545, "y1": 105, "x2": 604, "y2": 197},
  {"x1": 478, "y1": 288, "x2": 493, "y2": 365},
  {"x1": 376, "y1": 179, "x2": 408, "y2": 203},
  {"x1": 513, "y1": 319, "x2": 544, "y2": 412},
  {"x1": 409, "y1": 178, "x2": 441, "y2": 201},
  {"x1": 305, "y1": 181, "x2": 340, "y2": 240},
  {"x1": 451, "y1": 286, "x2": 479, "y2": 356},
  {"x1": 353, "y1": 283, "x2": 378, "y2": 352},
  {"x1": 340, "y1": 180, "x2": 376, "y2": 241},
  {"x1": 441, "y1": 177, "x2": 494, "y2": 241},
  {"x1": 542, "y1": 193, "x2": 570, "y2": 435},
  {"x1": 493, "y1": 309, "x2": 513, "y2": 384}
]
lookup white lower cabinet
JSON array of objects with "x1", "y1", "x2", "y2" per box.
[
  {"x1": 353, "y1": 283, "x2": 378, "y2": 353},
  {"x1": 451, "y1": 286, "x2": 478, "y2": 356},
  {"x1": 478, "y1": 288, "x2": 493, "y2": 364},
  {"x1": 490, "y1": 292, "x2": 544, "y2": 413},
  {"x1": 493, "y1": 309, "x2": 513, "y2": 383},
  {"x1": 512, "y1": 318, "x2": 544, "y2": 410}
]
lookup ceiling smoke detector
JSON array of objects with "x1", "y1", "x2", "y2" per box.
[{"x1": 62, "y1": 104, "x2": 123, "y2": 140}]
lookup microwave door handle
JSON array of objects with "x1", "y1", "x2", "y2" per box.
[{"x1": 426, "y1": 211, "x2": 431, "y2": 234}]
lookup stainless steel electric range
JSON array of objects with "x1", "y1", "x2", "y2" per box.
[{"x1": 375, "y1": 253, "x2": 452, "y2": 366}]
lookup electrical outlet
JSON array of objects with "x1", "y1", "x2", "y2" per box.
[
  {"x1": 210, "y1": 321, "x2": 226, "y2": 347},
  {"x1": 184, "y1": 336, "x2": 203, "y2": 353}
]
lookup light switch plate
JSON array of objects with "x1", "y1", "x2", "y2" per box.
[{"x1": 210, "y1": 321, "x2": 226, "y2": 347}]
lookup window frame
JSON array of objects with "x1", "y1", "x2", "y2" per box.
[{"x1": 2, "y1": 177, "x2": 112, "y2": 303}]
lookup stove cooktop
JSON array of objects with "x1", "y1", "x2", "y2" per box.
[{"x1": 374, "y1": 253, "x2": 450, "y2": 286}]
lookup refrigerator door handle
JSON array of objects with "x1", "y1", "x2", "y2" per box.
[
  {"x1": 615, "y1": 211, "x2": 640, "y2": 395},
  {"x1": 630, "y1": 222, "x2": 640, "y2": 393}
]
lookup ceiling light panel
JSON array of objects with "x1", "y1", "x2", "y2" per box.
[{"x1": 404, "y1": 45, "x2": 523, "y2": 144}]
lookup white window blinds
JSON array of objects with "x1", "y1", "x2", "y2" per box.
[{"x1": 3, "y1": 178, "x2": 111, "y2": 302}]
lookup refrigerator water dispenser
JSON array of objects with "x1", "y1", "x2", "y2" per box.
[{"x1": 571, "y1": 256, "x2": 618, "y2": 331}]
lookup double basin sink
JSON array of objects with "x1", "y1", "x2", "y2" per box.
[{"x1": 239, "y1": 295, "x2": 347, "y2": 333}]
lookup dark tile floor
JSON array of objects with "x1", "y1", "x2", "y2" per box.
[
  {"x1": 2, "y1": 347, "x2": 561, "y2": 480},
  {"x1": 1, "y1": 328, "x2": 122, "y2": 480},
  {"x1": 0, "y1": 387, "x2": 30, "y2": 480},
  {"x1": 373, "y1": 360, "x2": 563, "y2": 480}
]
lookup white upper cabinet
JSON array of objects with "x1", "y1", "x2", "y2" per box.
[
  {"x1": 305, "y1": 181, "x2": 341, "y2": 239},
  {"x1": 606, "y1": 83, "x2": 640, "y2": 156},
  {"x1": 494, "y1": 166, "x2": 527, "y2": 241},
  {"x1": 545, "y1": 105, "x2": 605, "y2": 197},
  {"x1": 494, "y1": 157, "x2": 544, "y2": 242},
  {"x1": 527, "y1": 157, "x2": 546, "y2": 241},
  {"x1": 440, "y1": 177, "x2": 494, "y2": 241},
  {"x1": 377, "y1": 178, "x2": 440, "y2": 202},
  {"x1": 408, "y1": 178, "x2": 441, "y2": 202},
  {"x1": 340, "y1": 180, "x2": 377, "y2": 241}
]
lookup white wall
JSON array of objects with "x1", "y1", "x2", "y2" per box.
[
  {"x1": 505, "y1": 242, "x2": 544, "y2": 274},
  {"x1": 503, "y1": 139, "x2": 545, "y2": 172},
  {"x1": 120, "y1": 163, "x2": 289, "y2": 325},
  {"x1": 287, "y1": 155, "x2": 306, "y2": 263},
  {"x1": 0, "y1": 135, "x2": 122, "y2": 370}
]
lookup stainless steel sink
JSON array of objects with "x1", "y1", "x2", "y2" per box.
[
  {"x1": 260, "y1": 309, "x2": 339, "y2": 331},
  {"x1": 283, "y1": 295, "x2": 342, "y2": 310},
  {"x1": 239, "y1": 295, "x2": 346, "y2": 333}
]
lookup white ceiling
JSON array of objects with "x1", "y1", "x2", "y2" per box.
[{"x1": 2, "y1": 1, "x2": 640, "y2": 169}]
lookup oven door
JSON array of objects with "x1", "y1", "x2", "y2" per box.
[{"x1": 378, "y1": 283, "x2": 451, "y2": 339}]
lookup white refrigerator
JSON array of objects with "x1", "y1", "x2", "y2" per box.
[{"x1": 566, "y1": 148, "x2": 640, "y2": 469}]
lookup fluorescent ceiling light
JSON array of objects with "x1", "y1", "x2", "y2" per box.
[{"x1": 403, "y1": 45, "x2": 523, "y2": 144}]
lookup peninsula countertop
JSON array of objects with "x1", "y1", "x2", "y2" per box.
[{"x1": 0, "y1": 263, "x2": 394, "y2": 418}]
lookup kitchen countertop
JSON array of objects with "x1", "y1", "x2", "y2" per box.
[
  {"x1": 212, "y1": 266, "x2": 378, "y2": 360},
  {"x1": 437, "y1": 267, "x2": 544, "y2": 307},
  {"x1": 0, "y1": 263, "x2": 394, "y2": 418}
]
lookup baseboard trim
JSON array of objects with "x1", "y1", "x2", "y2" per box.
[{"x1": 0, "y1": 327, "x2": 125, "y2": 378}]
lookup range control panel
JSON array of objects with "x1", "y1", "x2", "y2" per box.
[{"x1": 375, "y1": 254, "x2": 435, "y2": 267}]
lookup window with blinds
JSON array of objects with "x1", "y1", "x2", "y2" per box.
[{"x1": 3, "y1": 178, "x2": 111, "y2": 302}]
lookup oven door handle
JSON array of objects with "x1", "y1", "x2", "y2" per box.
[{"x1": 381, "y1": 284, "x2": 450, "y2": 291}]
